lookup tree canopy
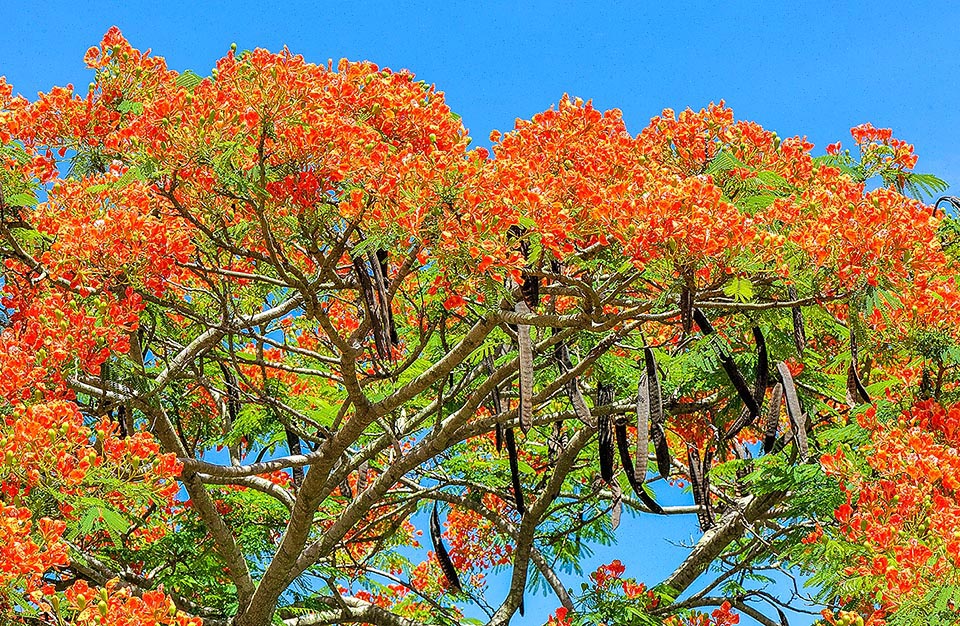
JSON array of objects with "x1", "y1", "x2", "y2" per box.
[{"x1": 0, "y1": 28, "x2": 959, "y2": 626}]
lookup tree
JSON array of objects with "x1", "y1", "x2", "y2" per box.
[{"x1": 0, "y1": 27, "x2": 957, "y2": 626}]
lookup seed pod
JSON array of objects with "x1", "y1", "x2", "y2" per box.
[
  {"x1": 846, "y1": 330, "x2": 871, "y2": 405},
  {"x1": 700, "y1": 447, "x2": 715, "y2": 529},
  {"x1": 504, "y1": 427, "x2": 525, "y2": 515},
  {"x1": 692, "y1": 307, "x2": 715, "y2": 334},
  {"x1": 764, "y1": 382, "x2": 784, "y2": 454},
  {"x1": 724, "y1": 327, "x2": 768, "y2": 440},
  {"x1": 494, "y1": 423, "x2": 503, "y2": 453},
  {"x1": 719, "y1": 351, "x2": 760, "y2": 418},
  {"x1": 651, "y1": 423, "x2": 671, "y2": 480},
  {"x1": 644, "y1": 348, "x2": 670, "y2": 479},
  {"x1": 430, "y1": 503, "x2": 462, "y2": 593},
  {"x1": 644, "y1": 348, "x2": 663, "y2": 428},
  {"x1": 680, "y1": 286, "x2": 693, "y2": 333},
  {"x1": 615, "y1": 418, "x2": 664, "y2": 514},
  {"x1": 515, "y1": 301, "x2": 534, "y2": 434},
  {"x1": 776, "y1": 362, "x2": 808, "y2": 459},
  {"x1": 353, "y1": 254, "x2": 392, "y2": 361},
  {"x1": 597, "y1": 383, "x2": 615, "y2": 484},
  {"x1": 687, "y1": 446, "x2": 712, "y2": 531},
  {"x1": 789, "y1": 286, "x2": 806, "y2": 356},
  {"x1": 635, "y1": 373, "x2": 650, "y2": 477},
  {"x1": 608, "y1": 478, "x2": 624, "y2": 530}
]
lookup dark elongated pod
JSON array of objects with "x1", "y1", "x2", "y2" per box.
[
  {"x1": 353, "y1": 255, "x2": 391, "y2": 361},
  {"x1": 691, "y1": 309, "x2": 759, "y2": 417},
  {"x1": 687, "y1": 446, "x2": 709, "y2": 531},
  {"x1": 718, "y1": 352, "x2": 760, "y2": 420},
  {"x1": 504, "y1": 427, "x2": 525, "y2": 515},
  {"x1": 615, "y1": 418, "x2": 665, "y2": 514},
  {"x1": 776, "y1": 362, "x2": 808, "y2": 459},
  {"x1": 635, "y1": 373, "x2": 650, "y2": 477},
  {"x1": 724, "y1": 327, "x2": 769, "y2": 440},
  {"x1": 680, "y1": 286, "x2": 693, "y2": 333},
  {"x1": 763, "y1": 382, "x2": 784, "y2": 454},
  {"x1": 788, "y1": 286, "x2": 806, "y2": 356},
  {"x1": 644, "y1": 347, "x2": 671, "y2": 479},
  {"x1": 515, "y1": 301, "x2": 534, "y2": 434},
  {"x1": 846, "y1": 331, "x2": 872, "y2": 406},
  {"x1": 430, "y1": 503, "x2": 463, "y2": 594},
  {"x1": 597, "y1": 383, "x2": 615, "y2": 484},
  {"x1": 692, "y1": 307, "x2": 715, "y2": 334},
  {"x1": 700, "y1": 447, "x2": 715, "y2": 529}
]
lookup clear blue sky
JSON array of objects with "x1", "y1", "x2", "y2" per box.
[{"x1": 3, "y1": 2, "x2": 957, "y2": 624}]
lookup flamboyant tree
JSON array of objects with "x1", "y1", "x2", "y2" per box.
[{"x1": 1, "y1": 28, "x2": 959, "y2": 626}]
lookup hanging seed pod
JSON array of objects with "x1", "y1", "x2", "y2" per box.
[
  {"x1": 732, "y1": 439, "x2": 753, "y2": 497},
  {"x1": 692, "y1": 307, "x2": 715, "y2": 334},
  {"x1": 764, "y1": 382, "x2": 784, "y2": 454},
  {"x1": 516, "y1": 301, "x2": 534, "y2": 434},
  {"x1": 430, "y1": 503, "x2": 462, "y2": 594},
  {"x1": 651, "y1": 423, "x2": 672, "y2": 480},
  {"x1": 615, "y1": 417, "x2": 664, "y2": 514},
  {"x1": 724, "y1": 327, "x2": 768, "y2": 440},
  {"x1": 353, "y1": 255, "x2": 391, "y2": 361},
  {"x1": 846, "y1": 330, "x2": 871, "y2": 405},
  {"x1": 644, "y1": 348, "x2": 670, "y2": 479},
  {"x1": 607, "y1": 477, "x2": 624, "y2": 530},
  {"x1": 700, "y1": 447, "x2": 715, "y2": 529},
  {"x1": 789, "y1": 286, "x2": 806, "y2": 356},
  {"x1": 494, "y1": 423, "x2": 503, "y2": 453},
  {"x1": 694, "y1": 309, "x2": 760, "y2": 428},
  {"x1": 504, "y1": 427, "x2": 525, "y2": 515},
  {"x1": 635, "y1": 373, "x2": 650, "y2": 477},
  {"x1": 680, "y1": 286, "x2": 693, "y2": 333},
  {"x1": 687, "y1": 446, "x2": 711, "y2": 531},
  {"x1": 597, "y1": 383, "x2": 615, "y2": 485},
  {"x1": 776, "y1": 362, "x2": 808, "y2": 459},
  {"x1": 718, "y1": 351, "x2": 761, "y2": 420}
]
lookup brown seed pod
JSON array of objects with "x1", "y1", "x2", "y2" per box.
[
  {"x1": 430, "y1": 503, "x2": 462, "y2": 594},
  {"x1": 615, "y1": 418, "x2": 664, "y2": 514},
  {"x1": 515, "y1": 301, "x2": 534, "y2": 434},
  {"x1": 635, "y1": 373, "x2": 650, "y2": 477},
  {"x1": 504, "y1": 427, "x2": 525, "y2": 515},
  {"x1": 776, "y1": 362, "x2": 808, "y2": 459},
  {"x1": 764, "y1": 382, "x2": 784, "y2": 454}
]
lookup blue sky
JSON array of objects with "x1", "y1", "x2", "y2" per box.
[{"x1": 3, "y1": 2, "x2": 957, "y2": 624}]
